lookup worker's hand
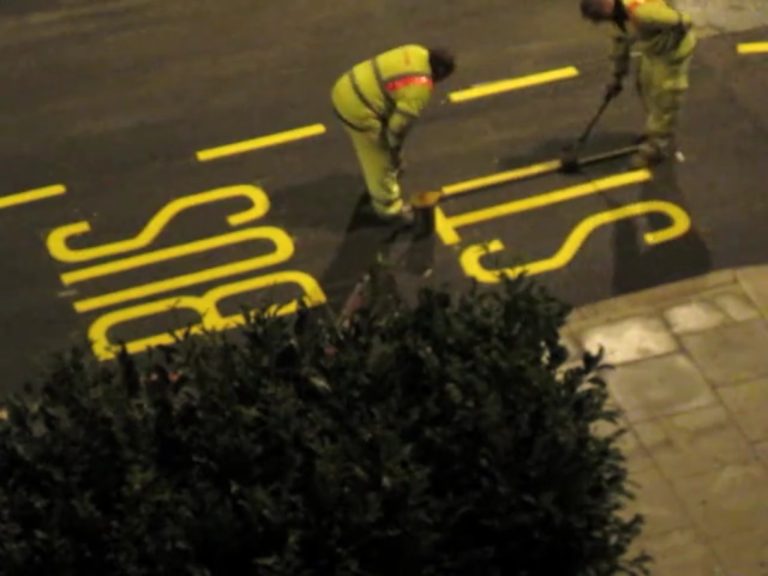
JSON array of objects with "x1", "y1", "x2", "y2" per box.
[{"x1": 604, "y1": 78, "x2": 623, "y2": 100}]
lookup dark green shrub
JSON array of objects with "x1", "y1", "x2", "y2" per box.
[{"x1": 0, "y1": 275, "x2": 648, "y2": 575}]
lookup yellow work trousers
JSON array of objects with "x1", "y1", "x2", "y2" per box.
[
  {"x1": 636, "y1": 52, "x2": 692, "y2": 152},
  {"x1": 343, "y1": 126, "x2": 403, "y2": 217}
]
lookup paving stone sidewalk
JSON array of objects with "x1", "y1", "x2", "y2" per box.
[
  {"x1": 565, "y1": 266, "x2": 768, "y2": 575},
  {"x1": 675, "y1": 0, "x2": 768, "y2": 36}
]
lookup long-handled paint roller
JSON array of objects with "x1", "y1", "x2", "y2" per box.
[{"x1": 560, "y1": 92, "x2": 619, "y2": 173}]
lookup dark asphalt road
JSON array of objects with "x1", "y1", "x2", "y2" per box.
[{"x1": 0, "y1": 0, "x2": 766, "y2": 393}]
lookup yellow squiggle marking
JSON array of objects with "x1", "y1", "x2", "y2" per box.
[
  {"x1": 61, "y1": 227, "x2": 287, "y2": 285},
  {"x1": 47, "y1": 185, "x2": 270, "y2": 263},
  {"x1": 74, "y1": 226, "x2": 294, "y2": 312},
  {"x1": 460, "y1": 201, "x2": 691, "y2": 283},
  {"x1": 89, "y1": 271, "x2": 327, "y2": 361}
]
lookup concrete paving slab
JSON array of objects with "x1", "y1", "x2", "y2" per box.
[
  {"x1": 717, "y1": 377, "x2": 768, "y2": 442},
  {"x1": 674, "y1": 463, "x2": 768, "y2": 539},
  {"x1": 738, "y1": 266, "x2": 768, "y2": 317},
  {"x1": 710, "y1": 528, "x2": 768, "y2": 576},
  {"x1": 676, "y1": 0, "x2": 768, "y2": 35},
  {"x1": 579, "y1": 316, "x2": 678, "y2": 365},
  {"x1": 567, "y1": 271, "x2": 737, "y2": 330},
  {"x1": 623, "y1": 464, "x2": 693, "y2": 537},
  {"x1": 608, "y1": 353, "x2": 718, "y2": 422},
  {"x1": 682, "y1": 319, "x2": 768, "y2": 386},
  {"x1": 755, "y1": 441, "x2": 768, "y2": 467},
  {"x1": 663, "y1": 300, "x2": 728, "y2": 334},
  {"x1": 711, "y1": 291, "x2": 761, "y2": 322},
  {"x1": 638, "y1": 528, "x2": 723, "y2": 576},
  {"x1": 633, "y1": 405, "x2": 753, "y2": 480}
]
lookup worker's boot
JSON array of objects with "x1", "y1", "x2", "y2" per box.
[
  {"x1": 630, "y1": 139, "x2": 669, "y2": 168},
  {"x1": 378, "y1": 203, "x2": 414, "y2": 227}
]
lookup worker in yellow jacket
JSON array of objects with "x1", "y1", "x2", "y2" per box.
[
  {"x1": 581, "y1": 0, "x2": 696, "y2": 167},
  {"x1": 332, "y1": 45, "x2": 456, "y2": 223}
]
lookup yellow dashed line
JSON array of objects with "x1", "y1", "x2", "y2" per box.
[
  {"x1": 448, "y1": 66, "x2": 580, "y2": 104},
  {"x1": 196, "y1": 123, "x2": 327, "y2": 162},
  {"x1": 0, "y1": 184, "x2": 66, "y2": 210},
  {"x1": 737, "y1": 42, "x2": 768, "y2": 54}
]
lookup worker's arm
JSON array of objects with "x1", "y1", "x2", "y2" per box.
[
  {"x1": 385, "y1": 88, "x2": 432, "y2": 149},
  {"x1": 630, "y1": 2, "x2": 693, "y2": 30},
  {"x1": 386, "y1": 106, "x2": 419, "y2": 149}
]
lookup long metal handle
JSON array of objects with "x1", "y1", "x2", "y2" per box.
[{"x1": 577, "y1": 94, "x2": 614, "y2": 145}]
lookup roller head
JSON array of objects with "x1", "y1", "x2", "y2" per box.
[{"x1": 559, "y1": 148, "x2": 582, "y2": 174}]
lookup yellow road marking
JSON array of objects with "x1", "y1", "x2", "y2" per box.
[
  {"x1": 448, "y1": 67, "x2": 579, "y2": 104},
  {"x1": 459, "y1": 201, "x2": 691, "y2": 283},
  {"x1": 196, "y1": 124, "x2": 327, "y2": 162},
  {"x1": 61, "y1": 227, "x2": 284, "y2": 286},
  {"x1": 439, "y1": 170, "x2": 651, "y2": 242},
  {"x1": 0, "y1": 184, "x2": 66, "y2": 210},
  {"x1": 48, "y1": 185, "x2": 270, "y2": 264},
  {"x1": 737, "y1": 42, "x2": 768, "y2": 54},
  {"x1": 441, "y1": 160, "x2": 563, "y2": 197},
  {"x1": 89, "y1": 271, "x2": 327, "y2": 361},
  {"x1": 73, "y1": 227, "x2": 294, "y2": 313}
]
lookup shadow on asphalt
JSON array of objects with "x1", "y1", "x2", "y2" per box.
[
  {"x1": 494, "y1": 131, "x2": 712, "y2": 298},
  {"x1": 607, "y1": 159, "x2": 712, "y2": 294},
  {"x1": 494, "y1": 131, "x2": 639, "y2": 172},
  {"x1": 313, "y1": 193, "x2": 436, "y2": 313}
]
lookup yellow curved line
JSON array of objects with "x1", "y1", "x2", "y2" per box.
[
  {"x1": 89, "y1": 270, "x2": 327, "y2": 361},
  {"x1": 74, "y1": 227, "x2": 295, "y2": 313},
  {"x1": 61, "y1": 227, "x2": 288, "y2": 286},
  {"x1": 460, "y1": 201, "x2": 691, "y2": 283},
  {"x1": 47, "y1": 185, "x2": 270, "y2": 264}
]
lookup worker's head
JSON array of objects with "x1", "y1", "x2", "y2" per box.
[
  {"x1": 428, "y1": 48, "x2": 456, "y2": 82},
  {"x1": 580, "y1": 0, "x2": 616, "y2": 21}
]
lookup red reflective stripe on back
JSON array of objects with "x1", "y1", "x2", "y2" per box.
[{"x1": 385, "y1": 75, "x2": 433, "y2": 92}]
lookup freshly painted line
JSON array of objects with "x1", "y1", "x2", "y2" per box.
[
  {"x1": 447, "y1": 170, "x2": 652, "y2": 229},
  {"x1": 441, "y1": 160, "x2": 563, "y2": 197},
  {"x1": 196, "y1": 124, "x2": 327, "y2": 161},
  {"x1": 737, "y1": 42, "x2": 768, "y2": 55},
  {"x1": 0, "y1": 184, "x2": 66, "y2": 210},
  {"x1": 448, "y1": 67, "x2": 579, "y2": 104}
]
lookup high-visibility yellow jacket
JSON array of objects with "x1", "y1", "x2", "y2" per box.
[
  {"x1": 332, "y1": 44, "x2": 434, "y2": 149},
  {"x1": 611, "y1": 0, "x2": 697, "y2": 77}
]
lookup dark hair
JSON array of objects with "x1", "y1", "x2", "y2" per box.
[
  {"x1": 580, "y1": 0, "x2": 610, "y2": 20},
  {"x1": 428, "y1": 47, "x2": 456, "y2": 82}
]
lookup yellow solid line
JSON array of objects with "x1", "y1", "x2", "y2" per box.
[
  {"x1": 196, "y1": 124, "x2": 327, "y2": 162},
  {"x1": 442, "y1": 160, "x2": 563, "y2": 197},
  {"x1": 737, "y1": 42, "x2": 768, "y2": 54},
  {"x1": 0, "y1": 184, "x2": 66, "y2": 210},
  {"x1": 448, "y1": 169, "x2": 652, "y2": 229},
  {"x1": 448, "y1": 67, "x2": 579, "y2": 104}
]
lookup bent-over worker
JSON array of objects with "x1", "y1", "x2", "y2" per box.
[{"x1": 331, "y1": 45, "x2": 456, "y2": 223}]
